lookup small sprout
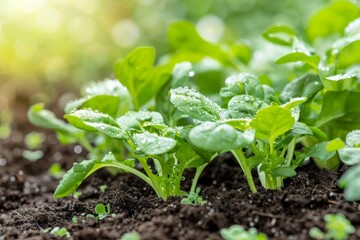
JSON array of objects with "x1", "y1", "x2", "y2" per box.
[
  {"x1": 49, "y1": 163, "x2": 65, "y2": 179},
  {"x1": 42, "y1": 227, "x2": 70, "y2": 238},
  {"x1": 309, "y1": 213, "x2": 355, "y2": 240},
  {"x1": 100, "y1": 185, "x2": 108, "y2": 193},
  {"x1": 25, "y1": 131, "x2": 45, "y2": 149},
  {"x1": 120, "y1": 231, "x2": 141, "y2": 240},
  {"x1": 94, "y1": 203, "x2": 115, "y2": 220},
  {"x1": 181, "y1": 187, "x2": 205, "y2": 205},
  {"x1": 220, "y1": 225, "x2": 268, "y2": 240},
  {"x1": 73, "y1": 191, "x2": 82, "y2": 199},
  {"x1": 22, "y1": 150, "x2": 44, "y2": 162},
  {"x1": 72, "y1": 216, "x2": 78, "y2": 223}
]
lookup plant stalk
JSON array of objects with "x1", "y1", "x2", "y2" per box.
[{"x1": 232, "y1": 149, "x2": 257, "y2": 193}]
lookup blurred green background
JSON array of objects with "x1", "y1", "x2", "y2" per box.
[{"x1": 0, "y1": 0, "x2": 332, "y2": 111}]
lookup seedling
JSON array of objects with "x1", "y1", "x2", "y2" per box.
[
  {"x1": 220, "y1": 225, "x2": 268, "y2": 240},
  {"x1": 22, "y1": 149, "x2": 43, "y2": 162},
  {"x1": 49, "y1": 163, "x2": 65, "y2": 179},
  {"x1": 100, "y1": 185, "x2": 108, "y2": 193},
  {"x1": 181, "y1": 187, "x2": 205, "y2": 205},
  {"x1": 73, "y1": 191, "x2": 82, "y2": 199},
  {"x1": 24, "y1": 132, "x2": 45, "y2": 149},
  {"x1": 87, "y1": 203, "x2": 115, "y2": 220},
  {"x1": 42, "y1": 227, "x2": 70, "y2": 238},
  {"x1": 120, "y1": 231, "x2": 141, "y2": 240},
  {"x1": 309, "y1": 213, "x2": 355, "y2": 240}
]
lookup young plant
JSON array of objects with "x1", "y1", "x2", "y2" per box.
[
  {"x1": 42, "y1": 227, "x2": 71, "y2": 238},
  {"x1": 29, "y1": 49, "x2": 220, "y2": 201},
  {"x1": 120, "y1": 231, "x2": 141, "y2": 240},
  {"x1": 169, "y1": 74, "x2": 331, "y2": 191},
  {"x1": 181, "y1": 187, "x2": 205, "y2": 205},
  {"x1": 309, "y1": 213, "x2": 355, "y2": 240},
  {"x1": 263, "y1": 6, "x2": 360, "y2": 170},
  {"x1": 220, "y1": 225, "x2": 268, "y2": 240}
]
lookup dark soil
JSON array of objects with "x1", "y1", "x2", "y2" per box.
[{"x1": 1, "y1": 98, "x2": 360, "y2": 240}]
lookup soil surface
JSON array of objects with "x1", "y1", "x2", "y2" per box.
[{"x1": 1, "y1": 98, "x2": 360, "y2": 240}]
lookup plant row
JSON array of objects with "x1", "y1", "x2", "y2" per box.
[{"x1": 28, "y1": 1, "x2": 360, "y2": 202}]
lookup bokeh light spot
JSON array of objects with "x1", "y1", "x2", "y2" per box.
[
  {"x1": 196, "y1": 15, "x2": 224, "y2": 43},
  {"x1": 111, "y1": 20, "x2": 141, "y2": 48}
]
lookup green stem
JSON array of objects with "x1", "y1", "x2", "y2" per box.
[
  {"x1": 232, "y1": 149, "x2": 257, "y2": 193},
  {"x1": 190, "y1": 164, "x2": 208, "y2": 193},
  {"x1": 285, "y1": 138, "x2": 296, "y2": 166},
  {"x1": 87, "y1": 161, "x2": 155, "y2": 193},
  {"x1": 137, "y1": 157, "x2": 167, "y2": 200}
]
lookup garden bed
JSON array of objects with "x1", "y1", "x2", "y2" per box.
[{"x1": 1, "y1": 102, "x2": 359, "y2": 240}]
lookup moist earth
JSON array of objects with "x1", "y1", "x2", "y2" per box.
[{"x1": 1, "y1": 98, "x2": 360, "y2": 240}]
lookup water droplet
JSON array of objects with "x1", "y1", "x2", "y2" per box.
[{"x1": 74, "y1": 145, "x2": 83, "y2": 154}]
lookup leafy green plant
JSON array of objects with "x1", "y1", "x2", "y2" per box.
[
  {"x1": 309, "y1": 213, "x2": 355, "y2": 240},
  {"x1": 220, "y1": 225, "x2": 268, "y2": 240},
  {"x1": 263, "y1": 2, "x2": 360, "y2": 170},
  {"x1": 42, "y1": 227, "x2": 70, "y2": 238},
  {"x1": 28, "y1": 1, "x2": 360, "y2": 202},
  {"x1": 86, "y1": 203, "x2": 115, "y2": 220}
]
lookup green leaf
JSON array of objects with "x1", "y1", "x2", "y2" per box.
[
  {"x1": 28, "y1": 104, "x2": 76, "y2": 133},
  {"x1": 228, "y1": 95, "x2": 267, "y2": 118},
  {"x1": 171, "y1": 62, "x2": 192, "y2": 88},
  {"x1": 221, "y1": 118, "x2": 251, "y2": 132},
  {"x1": 339, "y1": 164, "x2": 360, "y2": 201},
  {"x1": 317, "y1": 91, "x2": 360, "y2": 131},
  {"x1": 133, "y1": 132, "x2": 177, "y2": 155},
  {"x1": 155, "y1": 62, "x2": 192, "y2": 124},
  {"x1": 114, "y1": 47, "x2": 170, "y2": 110},
  {"x1": 54, "y1": 153, "x2": 143, "y2": 198},
  {"x1": 116, "y1": 111, "x2": 164, "y2": 132},
  {"x1": 189, "y1": 122, "x2": 254, "y2": 152},
  {"x1": 251, "y1": 105, "x2": 295, "y2": 145},
  {"x1": 322, "y1": 72, "x2": 358, "y2": 91},
  {"x1": 167, "y1": 21, "x2": 236, "y2": 67},
  {"x1": 28, "y1": 103, "x2": 80, "y2": 143},
  {"x1": 230, "y1": 42, "x2": 252, "y2": 65},
  {"x1": 300, "y1": 141, "x2": 337, "y2": 162},
  {"x1": 65, "y1": 79, "x2": 132, "y2": 117},
  {"x1": 345, "y1": 130, "x2": 360, "y2": 147},
  {"x1": 54, "y1": 159, "x2": 96, "y2": 198},
  {"x1": 345, "y1": 18, "x2": 360, "y2": 36},
  {"x1": 262, "y1": 25, "x2": 297, "y2": 46},
  {"x1": 281, "y1": 97, "x2": 307, "y2": 110},
  {"x1": 339, "y1": 147, "x2": 360, "y2": 165},
  {"x1": 280, "y1": 74, "x2": 323, "y2": 102},
  {"x1": 271, "y1": 167, "x2": 296, "y2": 177},
  {"x1": 220, "y1": 73, "x2": 264, "y2": 103},
  {"x1": 306, "y1": 1, "x2": 360, "y2": 41},
  {"x1": 326, "y1": 138, "x2": 345, "y2": 152},
  {"x1": 169, "y1": 87, "x2": 222, "y2": 121},
  {"x1": 276, "y1": 51, "x2": 320, "y2": 69},
  {"x1": 65, "y1": 109, "x2": 126, "y2": 139},
  {"x1": 175, "y1": 144, "x2": 205, "y2": 168},
  {"x1": 69, "y1": 95, "x2": 121, "y2": 118}
]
